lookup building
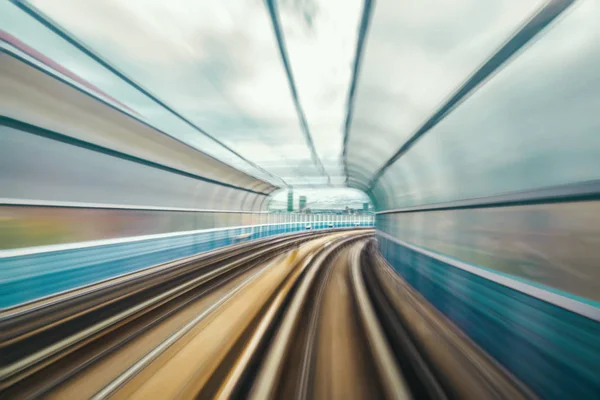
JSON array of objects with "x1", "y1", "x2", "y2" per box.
[
  {"x1": 363, "y1": 202, "x2": 369, "y2": 212},
  {"x1": 299, "y1": 196, "x2": 307, "y2": 211},
  {"x1": 287, "y1": 188, "x2": 294, "y2": 212}
]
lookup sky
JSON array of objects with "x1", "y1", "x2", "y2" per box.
[{"x1": 268, "y1": 187, "x2": 371, "y2": 210}]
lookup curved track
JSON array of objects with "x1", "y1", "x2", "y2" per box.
[{"x1": 0, "y1": 231, "x2": 533, "y2": 399}]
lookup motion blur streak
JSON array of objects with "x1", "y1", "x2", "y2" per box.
[{"x1": 1, "y1": 0, "x2": 600, "y2": 398}]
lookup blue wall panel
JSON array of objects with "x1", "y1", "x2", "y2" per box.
[
  {"x1": 0, "y1": 221, "x2": 373, "y2": 308},
  {"x1": 378, "y1": 234, "x2": 600, "y2": 399}
]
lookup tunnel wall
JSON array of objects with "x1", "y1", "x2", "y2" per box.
[
  {"x1": 0, "y1": 52, "x2": 273, "y2": 196},
  {"x1": 0, "y1": 49, "x2": 284, "y2": 307},
  {"x1": 374, "y1": 194, "x2": 600, "y2": 400},
  {"x1": 377, "y1": 228, "x2": 599, "y2": 398},
  {"x1": 0, "y1": 218, "x2": 373, "y2": 308},
  {"x1": 0, "y1": 49, "x2": 279, "y2": 248},
  {"x1": 365, "y1": 3, "x2": 600, "y2": 396},
  {"x1": 373, "y1": 188, "x2": 600, "y2": 399},
  {"x1": 0, "y1": 50, "x2": 377, "y2": 309},
  {"x1": 376, "y1": 199, "x2": 600, "y2": 303}
]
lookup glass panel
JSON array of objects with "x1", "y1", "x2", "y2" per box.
[
  {"x1": 378, "y1": 200, "x2": 600, "y2": 303},
  {"x1": 346, "y1": 0, "x2": 543, "y2": 185},
  {"x1": 0, "y1": 206, "x2": 254, "y2": 249},
  {"x1": 377, "y1": 0, "x2": 600, "y2": 209},
  {"x1": 0, "y1": 1, "x2": 282, "y2": 184},
  {"x1": 25, "y1": 0, "x2": 332, "y2": 185},
  {"x1": 1, "y1": 125, "x2": 244, "y2": 208}
]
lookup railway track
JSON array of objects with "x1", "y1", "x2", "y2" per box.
[
  {"x1": 0, "y1": 231, "x2": 533, "y2": 399},
  {"x1": 0, "y1": 230, "x2": 347, "y2": 397},
  {"x1": 361, "y1": 240, "x2": 534, "y2": 400},
  {"x1": 246, "y1": 239, "x2": 409, "y2": 400}
]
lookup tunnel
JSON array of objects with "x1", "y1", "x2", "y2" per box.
[{"x1": 1, "y1": 0, "x2": 599, "y2": 398}]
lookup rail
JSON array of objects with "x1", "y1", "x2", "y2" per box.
[{"x1": 0, "y1": 230, "x2": 540, "y2": 399}]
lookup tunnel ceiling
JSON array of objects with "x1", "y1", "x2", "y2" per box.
[{"x1": 2, "y1": 0, "x2": 595, "y2": 210}]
